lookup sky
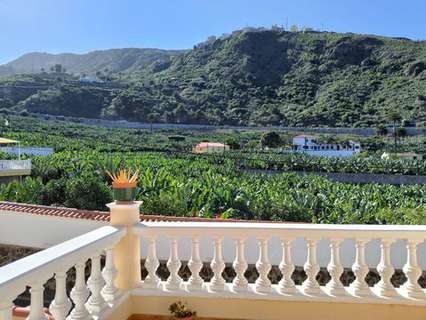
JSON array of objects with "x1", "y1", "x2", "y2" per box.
[{"x1": 1, "y1": 0, "x2": 426, "y2": 64}]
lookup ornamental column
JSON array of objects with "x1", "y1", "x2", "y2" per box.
[{"x1": 107, "y1": 201, "x2": 142, "y2": 290}]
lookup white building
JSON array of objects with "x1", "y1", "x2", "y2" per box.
[{"x1": 292, "y1": 135, "x2": 361, "y2": 157}]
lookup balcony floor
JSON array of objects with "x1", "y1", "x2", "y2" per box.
[{"x1": 130, "y1": 315, "x2": 239, "y2": 320}]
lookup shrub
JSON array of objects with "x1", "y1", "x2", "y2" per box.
[{"x1": 64, "y1": 175, "x2": 112, "y2": 210}]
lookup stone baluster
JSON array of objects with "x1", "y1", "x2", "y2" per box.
[
  {"x1": 49, "y1": 271, "x2": 72, "y2": 320},
  {"x1": 68, "y1": 262, "x2": 90, "y2": 320},
  {"x1": 232, "y1": 238, "x2": 248, "y2": 292},
  {"x1": 187, "y1": 237, "x2": 204, "y2": 291},
  {"x1": 255, "y1": 238, "x2": 272, "y2": 293},
  {"x1": 28, "y1": 281, "x2": 46, "y2": 320},
  {"x1": 0, "y1": 299, "x2": 13, "y2": 320},
  {"x1": 326, "y1": 239, "x2": 345, "y2": 296},
  {"x1": 302, "y1": 238, "x2": 320, "y2": 295},
  {"x1": 165, "y1": 238, "x2": 182, "y2": 290},
  {"x1": 375, "y1": 239, "x2": 397, "y2": 297},
  {"x1": 210, "y1": 237, "x2": 226, "y2": 292},
  {"x1": 101, "y1": 248, "x2": 120, "y2": 303},
  {"x1": 142, "y1": 236, "x2": 160, "y2": 289},
  {"x1": 402, "y1": 240, "x2": 424, "y2": 299},
  {"x1": 86, "y1": 255, "x2": 107, "y2": 316},
  {"x1": 350, "y1": 239, "x2": 370, "y2": 296},
  {"x1": 278, "y1": 238, "x2": 296, "y2": 294}
]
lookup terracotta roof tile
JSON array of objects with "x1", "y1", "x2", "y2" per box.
[{"x1": 0, "y1": 201, "x2": 295, "y2": 224}]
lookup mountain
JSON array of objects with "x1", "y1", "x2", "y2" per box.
[
  {"x1": 1, "y1": 29, "x2": 426, "y2": 127},
  {"x1": 0, "y1": 48, "x2": 186, "y2": 75}
]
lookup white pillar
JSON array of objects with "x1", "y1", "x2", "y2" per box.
[
  {"x1": 255, "y1": 238, "x2": 272, "y2": 293},
  {"x1": 187, "y1": 237, "x2": 203, "y2": 291},
  {"x1": 350, "y1": 239, "x2": 370, "y2": 296},
  {"x1": 210, "y1": 237, "x2": 226, "y2": 292},
  {"x1": 402, "y1": 240, "x2": 424, "y2": 299},
  {"x1": 165, "y1": 237, "x2": 182, "y2": 291},
  {"x1": 374, "y1": 239, "x2": 397, "y2": 298},
  {"x1": 142, "y1": 236, "x2": 160, "y2": 289},
  {"x1": 326, "y1": 239, "x2": 345, "y2": 296},
  {"x1": 101, "y1": 248, "x2": 120, "y2": 303},
  {"x1": 302, "y1": 238, "x2": 320, "y2": 295},
  {"x1": 49, "y1": 271, "x2": 72, "y2": 320},
  {"x1": 68, "y1": 262, "x2": 90, "y2": 320},
  {"x1": 232, "y1": 238, "x2": 248, "y2": 292},
  {"x1": 278, "y1": 238, "x2": 296, "y2": 294},
  {"x1": 86, "y1": 255, "x2": 107, "y2": 316},
  {"x1": 27, "y1": 281, "x2": 47, "y2": 320}
]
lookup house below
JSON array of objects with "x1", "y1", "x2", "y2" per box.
[
  {"x1": 193, "y1": 142, "x2": 230, "y2": 154},
  {"x1": 292, "y1": 135, "x2": 361, "y2": 157}
]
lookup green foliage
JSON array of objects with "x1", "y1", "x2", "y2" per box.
[
  {"x1": 375, "y1": 125, "x2": 388, "y2": 136},
  {"x1": 63, "y1": 174, "x2": 112, "y2": 210},
  {"x1": 0, "y1": 115, "x2": 423, "y2": 223},
  {"x1": 2, "y1": 30, "x2": 426, "y2": 127},
  {"x1": 260, "y1": 131, "x2": 281, "y2": 148}
]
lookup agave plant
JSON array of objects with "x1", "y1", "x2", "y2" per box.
[{"x1": 106, "y1": 168, "x2": 139, "y2": 203}]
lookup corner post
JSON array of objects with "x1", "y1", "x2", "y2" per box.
[{"x1": 107, "y1": 201, "x2": 142, "y2": 290}]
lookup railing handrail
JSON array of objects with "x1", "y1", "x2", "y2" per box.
[
  {"x1": 0, "y1": 159, "x2": 32, "y2": 170},
  {"x1": 0, "y1": 225, "x2": 125, "y2": 299},
  {"x1": 135, "y1": 221, "x2": 426, "y2": 240}
]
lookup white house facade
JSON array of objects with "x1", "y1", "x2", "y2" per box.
[{"x1": 292, "y1": 135, "x2": 361, "y2": 157}]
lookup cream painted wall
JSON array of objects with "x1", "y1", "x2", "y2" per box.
[
  {"x1": 122, "y1": 295, "x2": 426, "y2": 320},
  {"x1": 0, "y1": 211, "x2": 106, "y2": 248}
]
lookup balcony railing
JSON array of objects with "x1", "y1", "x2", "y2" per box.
[
  {"x1": 0, "y1": 160, "x2": 31, "y2": 171},
  {"x1": 134, "y1": 221, "x2": 426, "y2": 302},
  {"x1": 0, "y1": 226, "x2": 125, "y2": 320},
  {"x1": 1, "y1": 203, "x2": 426, "y2": 320}
]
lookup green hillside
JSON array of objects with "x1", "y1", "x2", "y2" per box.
[
  {"x1": 1, "y1": 29, "x2": 426, "y2": 127},
  {"x1": 0, "y1": 48, "x2": 185, "y2": 75}
]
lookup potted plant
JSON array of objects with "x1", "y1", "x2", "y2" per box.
[
  {"x1": 106, "y1": 168, "x2": 139, "y2": 203},
  {"x1": 169, "y1": 301, "x2": 197, "y2": 320}
]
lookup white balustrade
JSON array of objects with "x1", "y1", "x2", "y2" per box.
[
  {"x1": 209, "y1": 237, "x2": 226, "y2": 292},
  {"x1": 402, "y1": 240, "x2": 424, "y2": 299},
  {"x1": 69, "y1": 262, "x2": 90, "y2": 320},
  {"x1": 134, "y1": 221, "x2": 426, "y2": 305},
  {"x1": 187, "y1": 237, "x2": 204, "y2": 291},
  {"x1": 4, "y1": 218, "x2": 426, "y2": 320},
  {"x1": 49, "y1": 271, "x2": 72, "y2": 320},
  {"x1": 375, "y1": 239, "x2": 397, "y2": 297},
  {"x1": 28, "y1": 281, "x2": 46, "y2": 320},
  {"x1": 86, "y1": 254, "x2": 107, "y2": 316},
  {"x1": 164, "y1": 238, "x2": 182, "y2": 290},
  {"x1": 0, "y1": 226, "x2": 125, "y2": 320},
  {"x1": 255, "y1": 238, "x2": 272, "y2": 293},
  {"x1": 141, "y1": 236, "x2": 160, "y2": 289},
  {"x1": 278, "y1": 238, "x2": 296, "y2": 294},
  {"x1": 302, "y1": 238, "x2": 320, "y2": 295},
  {"x1": 326, "y1": 239, "x2": 345, "y2": 296},
  {"x1": 350, "y1": 239, "x2": 371, "y2": 296},
  {"x1": 232, "y1": 238, "x2": 248, "y2": 292},
  {"x1": 101, "y1": 248, "x2": 120, "y2": 302}
]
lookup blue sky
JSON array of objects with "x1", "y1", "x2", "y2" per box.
[{"x1": 1, "y1": 0, "x2": 425, "y2": 64}]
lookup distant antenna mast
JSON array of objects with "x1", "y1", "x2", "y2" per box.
[{"x1": 286, "y1": 17, "x2": 289, "y2": 31}]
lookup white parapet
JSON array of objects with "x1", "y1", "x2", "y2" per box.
[{"x1": 2, "y1": 217, "x2": 426, "y2": 320}]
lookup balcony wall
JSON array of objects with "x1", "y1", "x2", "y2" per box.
[{"x1": 2, "y1": 202, "x2": 426, "y2": 320}]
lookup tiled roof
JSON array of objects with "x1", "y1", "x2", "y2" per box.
[
  {"x1": 196, "y1": 142, "x2": 228, "y2": 148},
  {"x1": 0, "y1": 201, "x2": 287, "y2": 224}
]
